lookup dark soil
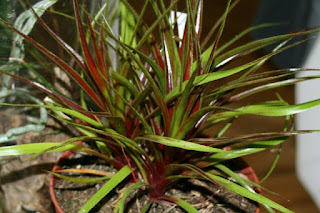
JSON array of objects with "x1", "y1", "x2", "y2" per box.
[{"x1": 54, "y1": 155, "x2": 258, "y2": 213}]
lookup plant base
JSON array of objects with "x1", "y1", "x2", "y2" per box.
[{"x1": 51, "y1": 154, "x2": 259, "y2": 213}]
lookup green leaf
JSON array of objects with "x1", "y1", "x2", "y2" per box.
[
  {"x1": 204, "y1": 69, "x2": 298, "y2": 101},
  {"x1": 0, "y1": 142, "x2": 82, "y2": 156},
  {"x1": 26, "y1": 136, "x2": 115, "y2": 161},
  {"x1": 120, "y1": 0, "x2": 149, "y2": 47},
  {"x1": 47, "y1": 171, "x2": 110, "y2": 184},
  {"x1": 206, "y1": 173, "x2": 293, "y2": 213},
  {"x1": 105, "y1": 32, "x2": 171, "y2": 135},
  {"x1": 50, "y1": 118, "x2": 148, "y2": 157},
  {"x1": 136, "y1": 135, "x2": 225, "y2": 153},
  {"x1": 229, "y1": 75, "x2": 320, "y2": 102},
  {"x1": 112, "y1": 88, "x2": 153, "y2": 134},
  {"x1": 164, "y1": 196, "x2": 198, "y2": 213},
  {"x1": 170, "y1": 70, "x2": 199, "y2": 138},
  {"x1": 126, "y1": 45, "x2": 165, "y2": 95},
  {"x1": 166, "y1": 56, "x2": 264, "y2": 101},
  {"x1": 111, "y1": 71, "x2": 139, "y2": 95},
  {"x1": 148, "y1": 0, "x2": 181, "y2": 89},
  {"x1": 114, "y1": 182, "x2": 147, "y2": 213},
  {"x1": 202, "y1": 23, "x2": 277, "y2": 61},
  {"x1": 215, "y1": 23, "x2": 279, "y2": 57},
  {"x1": 260, "y1": 143, "x2": 282, "y2": 183},
  {"x1": 209, "y1": 98, "x2": 320, "y2": 121},
  {"x1": 203, "y1": 0, "x2": 232, "y2": 73},
  {"x1": 214, "y1": 164, "x2": 256, "y2": 192},
  {"x1": 136, "y1": 0, "x2": 179, "y2": 49},
  {"x1": 79, "y1": 165, "x2": 132, "y2": 213},
  {"x1": 192, "y1": 130, "x2": 315, "y2": 147},
  {"x1": 174, "y1": 106, "x2": 224, "y2": 139},
  {"x1": 207, "y1": 138, "x2": 287, "y2": 161},
  {"x1": 213, "y1": 164, "x2": 279, "y2": 212},
  {"x1": 0, "y1": 102, "x2": 107, "y2": 129},
  {"x1": 119, "y1": 1, "x2": 137, "y2": 46},
  {"x1": 212, "y1": 28, "x2": 320, "y2": 68},
  {"x1": 140, "y1": 201, "x2": 152, "y2": 213}
]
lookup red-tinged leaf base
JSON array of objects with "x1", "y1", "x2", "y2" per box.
[{"x1": 51, "y1": 154, "x2": 259, "y2": 213}]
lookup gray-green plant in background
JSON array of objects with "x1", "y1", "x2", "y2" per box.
[
  {"x1": 0, "y1": 0, "x2": 14, "y2": 65},
  {"x1": 0, "y1": 0, "x2": 57, "y2": 143},
  {"x1": 0, "y1": 0, "x2": 320, "y2": 212}
]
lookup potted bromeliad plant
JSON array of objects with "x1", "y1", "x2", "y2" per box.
[{"x1": 1, "y1": 0, "x2": 320, "y2": 212}]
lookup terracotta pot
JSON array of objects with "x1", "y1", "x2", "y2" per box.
[
  {"x1": 50, "y1": 146, "x2": 260, "y2": 213},
  {"x1": 49, "y1": 141, "x2": 83, "y2": 213},
  {"x1": 236, "y1": 158, "x2": 261, "y2": 213}
]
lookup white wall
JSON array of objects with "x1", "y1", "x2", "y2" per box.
[{"x1": 296, "y1": 35, "x2": 320, "y2": 210}]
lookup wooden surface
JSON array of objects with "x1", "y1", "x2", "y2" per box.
[{"x1": 203, "y1": 0, "x2": 320, "y2": 212}]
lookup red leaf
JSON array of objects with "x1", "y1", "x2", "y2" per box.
[
  {"x1": 0, "y1": 69, "x2": 97, "y2": 120},
  {"x1": 0, "y1": 19, "x2": 106, "y2": 110},
  {"x1": 73, "y1": 0, "x2": 107, "y2": 96}
]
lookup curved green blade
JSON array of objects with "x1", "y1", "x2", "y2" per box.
[
  {"x1": 137, "y1": 135, "x2": 225, "y2": 153},
  {"x1": 206, "y1": 173, "x2": 293, "y2": 213},
  {"x1": 78, "y1": 165, "x2": 132, "y2": 213}
]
